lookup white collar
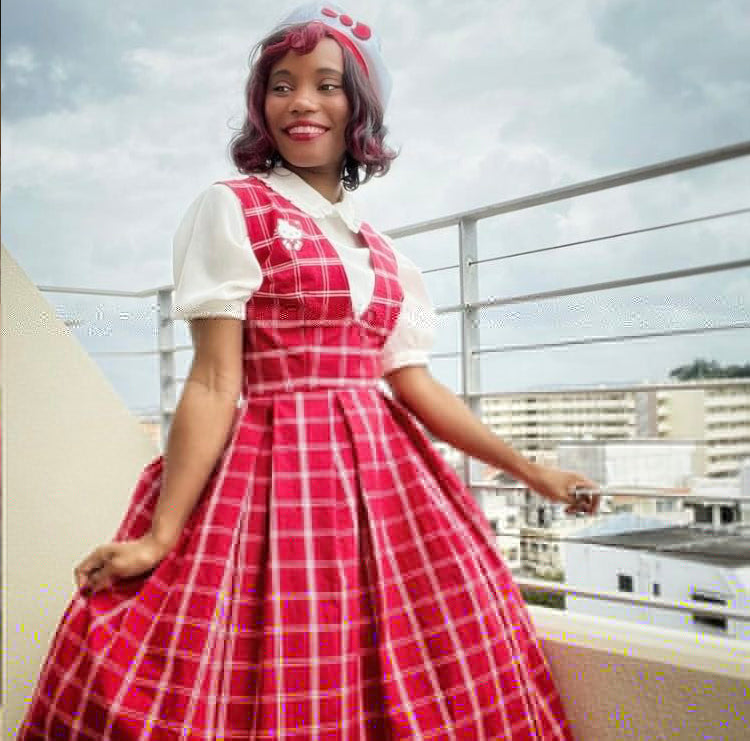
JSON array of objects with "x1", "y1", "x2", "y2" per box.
[{"x1": 253, "y1": 166, "x2": 363, "y2": 233}]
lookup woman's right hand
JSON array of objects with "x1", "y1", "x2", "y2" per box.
[
  {"x1": 74, "y1": 532, "x2": 171, "y2": 595},
  {"x1": 527, "y1": 463, "x2": 602, "y2": 516}
]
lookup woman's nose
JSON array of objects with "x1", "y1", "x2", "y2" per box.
[{"x1": 289, "y1": 87, "x2": 319, "y2": 112}]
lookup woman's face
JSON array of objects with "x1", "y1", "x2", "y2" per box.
[{"x1": 264, "y1": 37, "x2": 350, "y2": 176}]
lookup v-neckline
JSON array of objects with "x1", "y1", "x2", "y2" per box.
[
  {"x1": 252, "y1": 176, "x2": 381, "y2": 325},
  {"x1": 306, "y1": 215, "x2": 382, "y2": 325}
]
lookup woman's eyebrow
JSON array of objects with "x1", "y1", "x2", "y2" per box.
[{"x1": 270, "y1": 67, "x2": 343, "y2": 78}]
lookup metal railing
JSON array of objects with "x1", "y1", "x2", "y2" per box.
[{"x1": 38, "y1": 140, "x2": 750, "y2": 627}]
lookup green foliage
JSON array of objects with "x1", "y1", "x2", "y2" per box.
[
  {"x1": 520, "y1": 572, "x2": 565, "y2": 610},
  {"x1": 521, "y1": 587, "x2": 565, "y2": 610},
  {"x1": 670, "y1": 358, "x2": 750, "y2": 380}
]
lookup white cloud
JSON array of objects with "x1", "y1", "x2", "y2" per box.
[
  {"x1": 6, "y1": 43, "x2": 37, "y2": 72},
  {"x1": 2, "y1": 0, "x2": 748, "y2": 404}
]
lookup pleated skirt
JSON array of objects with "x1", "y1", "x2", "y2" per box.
[{"x1": 19, "y1": 387, "x2": 574, "y2": 740}]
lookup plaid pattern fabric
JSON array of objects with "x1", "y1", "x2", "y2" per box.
[{"x1": 19, "y1": 177, "x2": 575, "y2": 740}]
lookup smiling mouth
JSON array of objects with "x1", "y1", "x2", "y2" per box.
[
  {"x1": 284, "y1": 126, "x2": 328, "y2": 141},
  {"x1": 285, "y1": 125, "x2": 329, "y2": 134}
]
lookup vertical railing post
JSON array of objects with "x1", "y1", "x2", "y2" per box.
[
  {"x1": 458, "y1": 217, "x2": 481, "y2": 495},
  {"x1": 157, "y1": 288, "x2": 177, "y2": 451}
]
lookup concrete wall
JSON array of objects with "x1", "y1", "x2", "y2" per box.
[
  {"x1": 1, "y1": 244, "x2": 160, "y2": 737},
  {"x1": 532, "y1": 606, "x2": 750, "y2": 741}
]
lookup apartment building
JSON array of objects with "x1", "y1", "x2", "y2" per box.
[
  {"x1": 473, "y1": 484, "x2": 523, "y2": 570},
  {"x1": 656, "y1": 380, "x2": 750, "y2": 478},
  {"x1": 480, "y1": 389, "x2": 636, "y2": 462},
  {"x1": 479, "y1": 379, "x2": 750, "y2": 479}
]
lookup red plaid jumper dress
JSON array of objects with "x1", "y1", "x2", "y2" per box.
[{"x1": 19, "y1": 176, "x2": 575, "y2": 740}]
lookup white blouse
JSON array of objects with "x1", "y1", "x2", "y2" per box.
[{"x1": 171, "y1": 166, "x2": 437, "y2": 374}]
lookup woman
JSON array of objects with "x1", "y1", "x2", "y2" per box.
[{"x1": 20, "y1": 3, "x2": 599, "y2": 739}]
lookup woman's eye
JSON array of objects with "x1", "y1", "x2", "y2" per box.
[{"x1": 269, "y1": 82, "x2": 341, "y2": 94}]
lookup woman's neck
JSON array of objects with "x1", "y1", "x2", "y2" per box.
[{"x1": 280, "y1": 161, "x2": 344, "y2": 204}]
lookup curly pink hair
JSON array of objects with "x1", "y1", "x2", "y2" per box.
[{"x1": 229, "y1": 22, "x2": 399, "y2": 190}]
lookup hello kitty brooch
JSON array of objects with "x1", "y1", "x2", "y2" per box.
[{"x1": 275, "y1": 218, "x2": 305, "y2": 252}]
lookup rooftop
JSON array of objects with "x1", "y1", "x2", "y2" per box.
[{"x1": 578, "y1": 524, "x2": 750, "y2": 568}]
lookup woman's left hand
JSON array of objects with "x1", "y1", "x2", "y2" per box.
[
  {"x1": 527, "y1": 463, "x2": 602, "y2": 516},
  {"x1": 74, "y1": 533, "x2": 170, "y2": 595}
]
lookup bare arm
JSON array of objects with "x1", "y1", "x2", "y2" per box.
[
  {"x1": 384, "y1": 365, "x2": 540, "y2": 486},
  {"x1": 73, "y1": 317, "x2": 246, "y2": 592},
  {"x1": 149, "y1": 317, "x2": 244, "y2": 552},
  {"x1": 384, "y1": 365, "x2": 601, "y2": 513}
]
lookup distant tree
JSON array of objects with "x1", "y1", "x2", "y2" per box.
[
  {"x1": 670, "y1": 358, "x2": 750, "y2": 380},
  {"x1": 521, "y1": 588, "x2": 565, "y2": 610},
  {"x1": 520, "y1": 572, "x2": 566, "y2": 610}
]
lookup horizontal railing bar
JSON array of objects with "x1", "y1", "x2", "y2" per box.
[
  {"x1": 436, "y1": 257, "x2": 750, "y2": 314},
  {"x1": 477, "y1": 493, "x2": 746, "y2": 502},
  {"x1": 37, "y1": 286, "x2": 153, "y2": 297},
  {"x1": 507, "y1": 526, "x2": 750, "y2": 539},
  {"x1": 473, "y1": 442, "x2": 712, "y2": 450},
  {"x1": 515, "y1": 577, "x2": 750, "y2": 621},
  {"x1": 384, "y1": 140, "x2": 750, "y2": 239},
  {"x1": 492, "y1": 484, "x2": 677, "y2": 495},
  {"x1": 473, "y1": 478, "x2": 742, "y2": 487},
  {"x1": 481, "y1": 495, "x2": 747, "y2": 503},
  {"x1": 469, "y1": 484, "x2": 744, "y2": 498},
  {"x1": 89, "y1": 344, "x2": 194, "y2": 357},
  {"x1": 474, "y1": 322, "x2": 750, "y2": 355},
  {"x1": 87, "y1": 349, "x2": 162, "y2": 357},
  {"x1": 476, "y1": 206, "x2": 750, "y2": 265},
  {"x1": 493, "y1": 528, "x2": 749, "y2": 545},
  {"x1": 498, "y1": 538, "x2": 750, "y2": 559},
  {"x1": 429, "y1": 321, "x2": 749, "y2": 359},
  {"x1": 37, "y1": 284, "x2": 174, "y2": 298},
  {"x1": 469, "y1": 440, "x2": 711, "y2": 447},
  {"x1": 464, "y1": 378, "x2": 750, "y2": 396},
  {"x1": 421, "y1": 207, "x2": 750, "y2": 276},
  {"x1": 469, "y1": 483, "x2": 746, "y2": 499}
]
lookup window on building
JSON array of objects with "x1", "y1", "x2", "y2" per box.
[
  {"x1": 693, "y1": 504, "x2": 712, "y2": 524},
  {"x1": 653, "y1": 583, "x2": 660, "y2": 597},
  {"x1": 613, "y1": 504, "x2": 634, "y2": 514},
  {"x1": 720, "y1": 505, "x2": 736, "y2": 524},
  {"x1": 617, "y1": 574, "x2": 634, "y2": 592},
  {"x1": 691, "y1": 591, "x2": 728, "y2": 631}
]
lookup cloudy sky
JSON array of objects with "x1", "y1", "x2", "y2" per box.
[{"x1": 3, "y1": 0, "x2": 749, "y2": 414}]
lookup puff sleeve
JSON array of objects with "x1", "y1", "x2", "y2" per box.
[
  {"x1": 170, "y1": 184, "x2": 263, "y2": 321},
  {"x1": 381, "y1": 241, "x2": 438, "y2": 374}
]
